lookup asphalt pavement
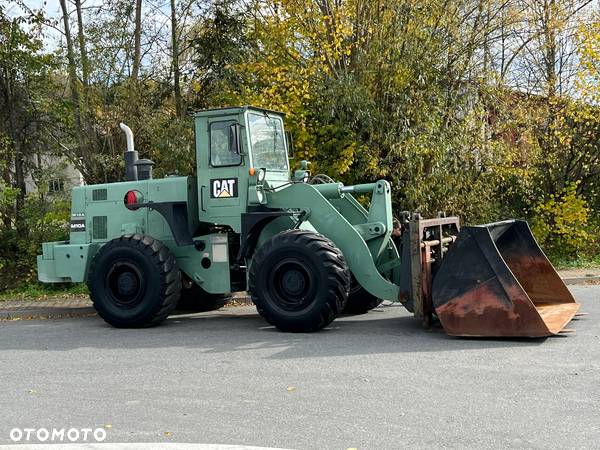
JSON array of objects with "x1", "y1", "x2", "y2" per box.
[{"x1": 1, "y1": 285, "x2": 599, "y2": 450}]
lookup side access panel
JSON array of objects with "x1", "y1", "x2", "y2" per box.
[{"x1": 173, "y1": 233, "x2": 232, "y2": 294}]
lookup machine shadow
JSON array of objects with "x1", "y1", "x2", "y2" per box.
[{"x1": 1, "y1": 306, "x2": 548, "y2": 357}]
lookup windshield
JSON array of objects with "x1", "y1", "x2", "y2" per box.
[{"x1": 248, "y1": 113, "x2": 288, "y2": 171}]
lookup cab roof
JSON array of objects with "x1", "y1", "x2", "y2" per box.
[{"x1": 192, "y1": 105, "x2": 285, "y2": 118}]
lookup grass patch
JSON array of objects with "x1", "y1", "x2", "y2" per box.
[
  {"x1": 0, "y1": 282, "x2": 88, "y2": 301},
  {"x1": 551, "y1": 254, "x2": 600, "y2": 270}
]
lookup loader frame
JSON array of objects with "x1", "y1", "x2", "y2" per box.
[
  {"x1": 36, "y1": 105, "x2": 580, "y2": 337},
  {"x1": 397, "y1": 213, "x2": 460, "y2": 326}
]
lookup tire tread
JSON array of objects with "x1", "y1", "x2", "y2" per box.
[
  {"x1": 87, "y1": 234, "x2": 181, "y2": 327},
  {"x1": 248, "y1": 229, "x2": 350, "y2": 332}
]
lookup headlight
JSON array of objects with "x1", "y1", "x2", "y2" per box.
[
  {"x1": 257, "y1": 168, "x2": 266, "y2": 182},
  {"x1": 256, "y1": 189, "x2": 265, "y2": 203}
]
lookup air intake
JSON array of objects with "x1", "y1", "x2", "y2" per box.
[
  {"x1": 92, "y1": 189, "x2": 107, "y2": 201},
  {"x1": 92, "y1": 216, "x2": 108, "y2": 240}
]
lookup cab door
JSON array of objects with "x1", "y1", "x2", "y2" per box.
[{"x1": 198, "y1": 114, "x2": 248, "y2": 231}]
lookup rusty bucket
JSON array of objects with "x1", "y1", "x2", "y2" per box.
[{"x1": 431, "y1": 220, "x2": 580, "y2": 337}]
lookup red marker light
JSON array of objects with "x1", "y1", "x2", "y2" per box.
[{"x1": 125, "y1": 190, "x2": 138, "y2": 206}]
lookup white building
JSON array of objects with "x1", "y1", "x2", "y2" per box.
[{"x1": 23, "y1": 154, "x2": 84, "y2": 195}]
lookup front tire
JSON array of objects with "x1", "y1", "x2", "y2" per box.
[
  {"x1": 248, "y1": 230, "x2": 350, "y2": 332},
  {"x1": 343, "y1": 276, "x2": 383, "y2": 314},
  {"x1": 87, "y1": 234, "x2": 181, "y2": 328}
]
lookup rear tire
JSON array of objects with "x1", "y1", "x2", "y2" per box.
[
  {"x1": 249, "y1": 229, "x2": 350, "y2": 332},
  {"x1": 87, "y1": 234, "x2": 181, "y2": 328},
  {"x1": 343, "y1": 276, "x2": 383, "y2": 314},
  {"x1": 177, "y1": 282, "x2": 229, "y2": 312}
]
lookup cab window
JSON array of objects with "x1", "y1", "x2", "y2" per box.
[
  {"x1": 248, "y1": 113, "x2": 288, "y2": 171},
  {"x1": 210, "y1": 120, "x2": 242, "y2": 167}
]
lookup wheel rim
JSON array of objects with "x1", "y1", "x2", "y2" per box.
[
  {"x1": 106, "y1": 260, "x2": 145, "y2": 308},
  {"x1": 269, "y1": 258, "x2": 315, "y2": 311}
]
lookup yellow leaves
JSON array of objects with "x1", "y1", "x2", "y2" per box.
[
  {"x1": 575, "y1": 12, "x2": 600, "y2": 102},
  {"x1": 532, "y1": 182, "x2": 591, "y2": 256},
  {"x1": 364, "y1": 154, "x2": 380, "y2": 176},
  {"x1": 333, "y1": 143, "x2": 359, "y2": 175}
]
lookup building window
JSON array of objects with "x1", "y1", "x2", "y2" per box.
[{"x1": 49, "y1": 178, "x2": 64, "y2": 193}]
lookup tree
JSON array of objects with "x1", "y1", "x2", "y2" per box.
[
  {"x1": 132, "y1": 0, "x2": 143, "y2": 80},
  {"x1": 171, "y1": 0, "x2": 183, "y2": 116},
  {"x1": 0, "y1": 7, "x2": 54, "y2": 232},
  {"x1": 0, "y1": 5, "x2": 72, "y2": 286}
]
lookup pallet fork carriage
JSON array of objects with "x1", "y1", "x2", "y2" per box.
[{"x1": 37, "y1": 106, "x2": 580, "y2": 337}]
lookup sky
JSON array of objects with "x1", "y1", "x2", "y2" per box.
[
  {"x1": 12, "y1": 0, "x2": 63, "y2": 19},
  {"x1": 7, "y1": 0, "x2": 68, "y2": 50},
  {"x1": 6, "y1": 0, "x2": 171, "y2": 61},
  {"x1": 7, "y1": 0, "x2": 142, "y2": 50}
]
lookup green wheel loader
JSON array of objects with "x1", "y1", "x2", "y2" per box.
[{"x1": 37, "y1": 106, "x2": 581, "y2": 337}]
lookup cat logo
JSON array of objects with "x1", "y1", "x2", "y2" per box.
[{"x1": 211, "y1": 178, "x2": 238, "y2": 198}]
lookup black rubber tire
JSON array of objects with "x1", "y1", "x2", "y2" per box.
[
  {"x1": 87, "y1": 234, "x2": 181, "y2": 328},
  {"x1": 177, "y1": 283, "x2": 229, "y2": 312},
  {"x1": 343, "y1": 275, "x2": 383, "y2": 314},
  {"x1": 248, "y1": 229, "x2": 351, "y2": 332}
]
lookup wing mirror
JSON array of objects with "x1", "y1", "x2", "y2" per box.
[{"x1": 228, "y1": 123, "x2": 241, "y2": 155}]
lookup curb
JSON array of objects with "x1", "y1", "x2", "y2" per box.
[
  {"x1": 561, "y1": 276, "x2": 600, "y2": 285},
  {"x1": 0, "y1": 297, "x2": 253, "y2": 321},
  {"x1": 0, "y1": 307, "x2": 96, "y2": 321}
]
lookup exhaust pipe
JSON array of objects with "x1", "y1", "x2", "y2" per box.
[{"x1": 120, "y1": 123, "x2": 138, "y2": 181}]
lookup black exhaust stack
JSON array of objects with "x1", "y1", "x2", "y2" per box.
[{"x1": 134, "y1": 159, "x2": 154, "y2": 180}]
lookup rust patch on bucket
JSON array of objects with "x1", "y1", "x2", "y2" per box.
[{"x1": 432, "y1": 220, "x2": 580, "y2": 338}]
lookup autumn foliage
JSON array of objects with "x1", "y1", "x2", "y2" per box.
[{"x1": 1, "y1": 0, "x2": 599, "y2": 289}]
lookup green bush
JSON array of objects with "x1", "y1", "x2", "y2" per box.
[
  {"x1": 531, "y1": 182, "x2": 598, "y2": 260},
  {"x1": 0, "y1": 189, "x2": 70, "y2": 291}
]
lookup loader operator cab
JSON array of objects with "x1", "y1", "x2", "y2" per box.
[{"x1": 194, "y1": 106, "x2": 292, "y2": 231}]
